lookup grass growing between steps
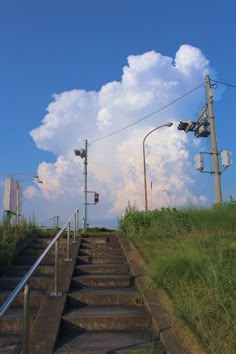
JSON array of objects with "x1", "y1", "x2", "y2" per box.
[
  {"x1": 0, "y1": 217, "x2": 39, "y2": 264},
  {"x1": 119, "y1": 201, "x2": 236, "y2": 354}
]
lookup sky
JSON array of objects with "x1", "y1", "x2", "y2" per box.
[{"x1": 0, "y1": 0, "x2": 236, "y2": 228}]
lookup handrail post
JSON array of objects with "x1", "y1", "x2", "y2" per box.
[
  {"x1": 54, "y1": 240, "x2": 59, "y2": 294},
  {"x1": 0, "y1": 208, "x2": 80, "y2": 349},
  {"x1": 23, "y1": 283, "x2": 30, "y2": 354},
  {"x1": 77, "y1": 209, "x2": 79, "y2": 237},
  {"x1": 50, "y1": 239, "x2": 61, "y2": 297},
  {"x1": 65, "y1": 222, "x2": 72, "y2": 261},
  {"x1": 73, "y1": 210, "x2": 78, "y2": 243}
]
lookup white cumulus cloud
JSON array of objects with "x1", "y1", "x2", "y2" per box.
[{"x1": 27, "y1": 44, "x2": 213, "y2": 227}]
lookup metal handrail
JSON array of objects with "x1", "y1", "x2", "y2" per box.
[{"x1": 0, "y1": 208, "x2": 79, "y2": 353}]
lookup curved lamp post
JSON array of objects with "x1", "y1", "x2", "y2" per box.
[{"x1": 143, "y1": 122, "x2": 173, "y2": 211}]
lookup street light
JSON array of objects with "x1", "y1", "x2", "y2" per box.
[{"x1": 143, "y1": 122, "x2": 173, "y2": 211}]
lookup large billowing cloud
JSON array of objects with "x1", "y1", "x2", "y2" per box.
[{"x1": 27, "y1": 45, "x2": 212, "y2": 226}]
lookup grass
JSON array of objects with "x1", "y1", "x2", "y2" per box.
[
  {"x1": 0, "y1": 217, "x2": 39, "y2": 264},
  {"x1": 119, "y1": 201, "x2": 236, "y2": 354}
]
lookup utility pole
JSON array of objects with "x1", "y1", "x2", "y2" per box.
[
  {"x1": 51, "y1": 216, "x2": 60, "y2": 228},
  {"x1": 205, "y1": 74, "x2": 222, "y2": 204},
  {"x1": 74, "y1": 141, "x2": 88, "y2": 233},
  {"x1": 84, "y1": 139, "x2": 88, "y2": 232}
]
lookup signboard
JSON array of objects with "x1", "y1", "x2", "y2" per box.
[{"x1": 4, "y1": 178, "x2": 22, "y2": 216}]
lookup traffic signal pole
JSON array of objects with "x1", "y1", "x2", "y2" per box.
[{"x1": 205, "y1": 74, "x2": 222, "y2": 204}]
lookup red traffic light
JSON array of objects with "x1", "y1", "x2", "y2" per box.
[{"x1": 94, "y1": 193, "x2": 99, "y2": 203}]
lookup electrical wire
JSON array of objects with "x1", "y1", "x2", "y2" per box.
[
  {"x1": 210, "y1": 79, "x2": 236, "y2": 88},
  {"x1": 89, "y1": 82, "x2": 204, "y2": 144},
  {"x1": 194, "y1": 92, "x2": 206, "y2": 121}
]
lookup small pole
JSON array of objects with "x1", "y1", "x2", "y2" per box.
[
  {"x1": 77, "y1": 209, "x2": 79, "y2": 234},
  {"x1": 56, "y1": 216, "x2": 60, "y2": 228},
  {"x1": 65, "y1": 222, "x2": 72, "y2": 261},
  {"x1": 16, "y1": 180, "x2": 19, "y2": 225},
  {"x1": 143, "y1": 139, "x2": 148, "y2": 211},
  {"x1": 23, "y1": 283, "x2": 30, "y2": 354},
  {"x1": 84, "y1": 140, "x2": 88, "y2": 233},
  {"x1": 205, "y1": 74, "x2": 222, "y2": 204},
  {"x1": 72, "y1": 210, "x2": 78, "y2": 243},
  {"x1": 54, "y1": 240, "x2": 59, "y2": 294}
]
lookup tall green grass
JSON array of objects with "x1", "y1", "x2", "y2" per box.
[
  {"x1": 119, "y1": 202, "x2": 236, "y2": 354},
  {"x1": 0, "y1": 217, "x2": 38, "y2": 264}
]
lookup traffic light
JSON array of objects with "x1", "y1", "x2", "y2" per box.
[
  {"x1": 177, "y1": 120, "x2": 194, "y2": 132},
  {"x1": 94, "y1": 193, "x2": 99, "y2": 204},
  {"x1": 194, "y1": 154, "x2": 204, "y2": 171},
  {"x1": 194, "y1": 123, "x2": 210, "y2": 138},
  {"x1": 221, "y1": 150, "x2": 231, "y2": 168},
  {"x1": 74, "y1": 148, "x2": 86, "y2": 158}
]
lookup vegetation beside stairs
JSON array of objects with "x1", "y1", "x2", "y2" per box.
[
  {"x1": 1, "y1": 228, "x2": 206, "y2": 353},
  {"x1": 28, "y1": 231, "x2": 202, "y2": 353}
]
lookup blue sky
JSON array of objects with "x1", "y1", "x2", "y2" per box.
[{"x1": 0, "y1": 0, "x2": 236, "y2": 227}]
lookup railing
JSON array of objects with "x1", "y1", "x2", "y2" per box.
[{"x1": 0, "y1": 208, "x2": 80, "y2": 354}]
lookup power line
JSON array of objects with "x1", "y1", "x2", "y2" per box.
[
  {"x1": 89, "y1": 82, "x2": 204, "y2": 144},
  {"x1": 194, "y1": 92, "x2": 206, "y2": 121},
  {"x1": 210, "y1": 79, "x2": 236, "y2": 88}
]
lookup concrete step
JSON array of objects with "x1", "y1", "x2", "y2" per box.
[
  {"x1": 36, "y1": 233, "x2": 67, "y2": 240},
  {"x1": 74, "y1": 264, "x2": 130, "y2": 275},
  {"x1": 67, "y1": 288, "x2": 139, "y2": 306},
  {"x1": 0, "y1": 288, "x2": 46, "y2": 307},
  {"x1": 78, "y1": 248, "x2": 123, "y2": 257},
  {"x1": 36, "y1": 233, "x2": 56, "y2": 238},
  {"x1": 32, "y1": 235, "x2": 67, "y2": 242},
  {"x1": 81, "y1": 236, "x2": 118, "y2": 245},
  {"x1": 0, "y1": 264, "x2": 54, "y2": 277},
  {"x1": 0, "y1": 334, "x2": 21, "y2": 353},
  {"x1": 31, "y1": 239, "x2": 54, "y2": 246},
  {"x1": 62, "y1": 305, "x2": 151, "y2": 332},
  {"x1": 80, "y1": 242, "x2": 120, "y2": 250},
  {"x1": 54, "y1": 330, "x2": 155, "y2": 353},
  {"x1": 22, "y1": 247, "x2": 65, "y2": 257},
  {"x1": 71, "y1": 275, "x2": 132, "y2": 289},
  {"x1": 0, "y1": 306, "x2": 37, "y2": 335},
  {"x1": 15, "y1": 255, "x2": 55, "y2": 265},
  {"x1": 0, "y1": 275, "x2": 52, "y2": 290},
  {"x1": 77, "y1": 255, "x2": 126, "y2": 265},
  {"x1": 27, "y1": 242, "x2": 68, "y2": 250}
]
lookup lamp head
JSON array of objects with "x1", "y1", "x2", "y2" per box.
[{"x1": 166, "y1": 122, "x2": 173, "y2": 127}]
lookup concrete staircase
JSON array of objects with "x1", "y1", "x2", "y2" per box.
[
  {"x1": 0, "y1": 233, "x2": 66, "y2": 353},
  {"x1": 54, "y1": 233, "x2": 157, "y2": 353}
]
